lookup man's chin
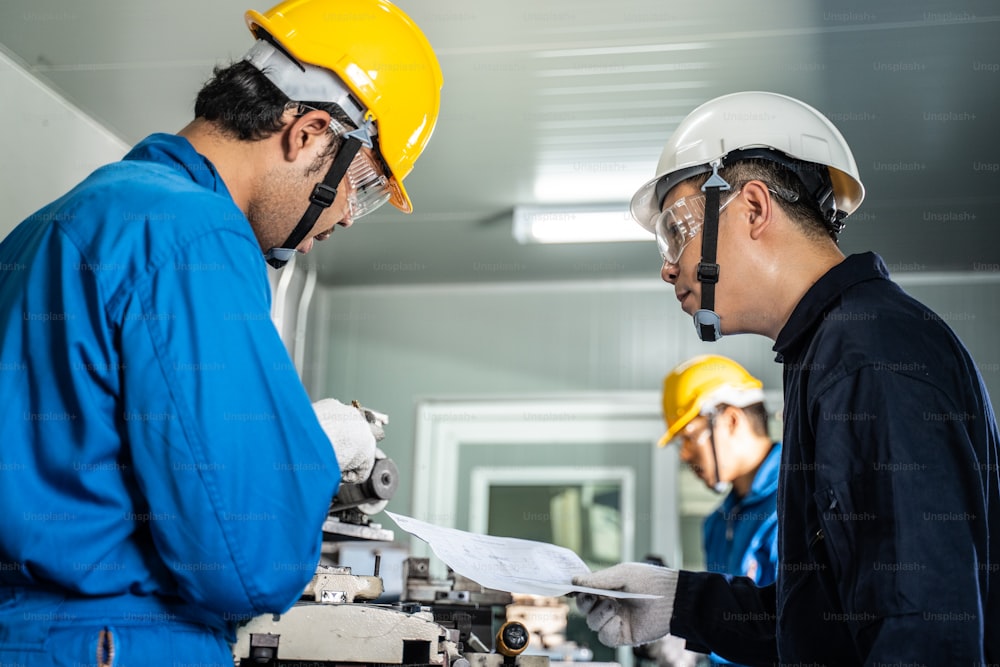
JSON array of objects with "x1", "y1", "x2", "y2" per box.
[{"x1": 678, "y1": 293, "x2": 695, "y2": 315}]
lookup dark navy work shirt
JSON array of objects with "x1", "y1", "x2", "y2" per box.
[{"x1": 670, "y1": 253, "x2": 1000, "y2": 666}]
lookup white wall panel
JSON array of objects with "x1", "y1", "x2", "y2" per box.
[
  {"x1": 0, "y1": 46, "x2": 129, "y2": 239},
  {"x1": 307, "y1": 275, "x2": 1000, "y2": 523}
]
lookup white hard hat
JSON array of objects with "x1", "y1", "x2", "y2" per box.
[{"x1": 630, "y1": 91, "x2": 865, "y2": 234}]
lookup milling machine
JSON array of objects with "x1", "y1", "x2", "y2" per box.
[{"x1": 231, "y1": 448, "x2": 549, "y2": 667}]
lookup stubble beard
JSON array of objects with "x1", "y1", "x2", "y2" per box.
[{"x1": 246, "y1": 166, "x2": 307, "y2": 253}]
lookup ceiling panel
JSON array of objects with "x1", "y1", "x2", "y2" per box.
[{"x1": 1, "y1": 0, "x2": 997, "y2": 285}]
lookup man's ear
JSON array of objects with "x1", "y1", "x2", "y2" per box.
[
  {"x1": 282, "y1": 109, "x2": 331, "y2": 163},
  {"x1": 720, "y1": 405, "x2": 742, "y2": 436},
  {"x1": 741, "y1": 180, "x2": 775, "y2": 241}
]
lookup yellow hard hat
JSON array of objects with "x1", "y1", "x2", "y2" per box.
[
  {"x1": 659, "y1": 355, "x2": 764, "y2": 446},
  {"x1": 245, "y1": 0, "x2": 443, "y2": 214}
]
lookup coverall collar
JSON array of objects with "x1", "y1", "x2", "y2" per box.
[
  {"x1": 721, "y1": 442, "x2": 782, "y2": 509},
  {"x1": 773, "y1": 252, "x2": 890, "y2": 361},
  {"x1": 123, "y1": 133, "x2": 232, "y2": 198}
]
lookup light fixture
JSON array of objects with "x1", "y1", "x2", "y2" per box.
[{"x1": 512, "y1": 204, "x2": 654, "y2": 245}]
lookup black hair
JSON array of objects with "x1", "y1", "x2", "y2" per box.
[
  {"x1": 715, "y1": 402, "x2": 770, "y2": 438},
  {"x1": 194, "y1": 60, "x2": 295, "y2": 141},
  {"x1": 741, "y1": 402, "x2": 770, "y2": 437},
  {"x1": 194, "y1": 60, "x2": 347, "y2": 154},
  {"x1": 684, "y1": 159, "x2": 834, "y2": 242}
]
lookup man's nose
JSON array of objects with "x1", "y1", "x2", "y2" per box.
[{"x1": 661, "y1": 260, "x2": 679, "y2": 283}]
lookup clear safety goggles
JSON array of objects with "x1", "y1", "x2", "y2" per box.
[
  {"x1": 298, "y1": 103, "x2": 393, "y2": 222},
  {"x1": 653, "y1": 188, "x2": 741, "y2": 264},
  {"x1": 344, "y1": 147, "x2": 391, "y2": 221}
]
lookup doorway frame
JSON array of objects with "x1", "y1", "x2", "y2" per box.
[{"x1": 411, "y1": 393, "x2": 676, "y2": 565}]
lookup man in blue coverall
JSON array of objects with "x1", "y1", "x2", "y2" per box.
[
  {"x1": 0, "y1": 0, "x2": 441, "y2": 664},
  {"x1": 660, "y1": 355, "x2": 780, "y2": 667},
  {"x1": 573, "y1": 92, "x2": 1000, "y2": 665}
]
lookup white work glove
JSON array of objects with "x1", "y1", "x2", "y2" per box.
[
  {"x1": 572, "y1": 563, "x2": 678, "y2": 647},
  {"x1": 312, "y1": 398, "x2": 387, "y2": 484}
]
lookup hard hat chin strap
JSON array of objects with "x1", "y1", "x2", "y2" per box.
[
  {"x1": 265, "y1": 136, "x2": 363, "y2": 269},
  {"x1": 694, "y1": 161, "x2": 731, "y2": 342}
]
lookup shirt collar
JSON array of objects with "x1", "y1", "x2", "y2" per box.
[
  {"x1": 773, "y1": 252, "x2": 890, "y2": 360},
  {"x1": 724, "y1": 442, "x2": 782, "y2": 509},
  {"x1": 122, "y1": 133, "x2": 231, "y2": 197},
  {"x1": 749, "y1": 441, "x2": 781, "y2": 499}
]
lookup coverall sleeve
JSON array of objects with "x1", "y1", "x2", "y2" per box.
[
  {"x1": 118, "y1": 227, "x2": 340, "y2": 618},
  {"x1": 669, "y1": 571, "x2": 777, "y2": 666},
  {"x1": 812, "y1": 366, "x2": 987, "y2": 664}
]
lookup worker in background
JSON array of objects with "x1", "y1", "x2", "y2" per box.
[
  {"x1": 573, "y1": 91, "x2": 999, "y2": 664},
  {"x1": 0, "y1": 0, "x2": 441, "y2": 664},
  {"x1": 660, "y1": 355, "x2": 779, "y2": 667}
]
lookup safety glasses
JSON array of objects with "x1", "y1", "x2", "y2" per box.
[
  {"x1": 297, "y1": 103, "x2": 393, "y2": 221},
  {"x1": 345, "y1": 148, "x2": 391, "y2": 221},
  {"x1": 675, "y1": 419, "x2": 712, "y2": 451},
  {"x1": 653, "y1": 188, "x2": 741, "y2": 264}
]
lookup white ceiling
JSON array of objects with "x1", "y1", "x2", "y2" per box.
[{"x1": 1, "y1": 0, "x2": 998, "y2": 285}]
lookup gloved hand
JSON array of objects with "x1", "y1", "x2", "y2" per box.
[
  {"x1": 312, "y1": 398, "x2": 387, "y2": 484},
  {"x1": 572, "y1": 563, "x2": 678, "y2": 647}
]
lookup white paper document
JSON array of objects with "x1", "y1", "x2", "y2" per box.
[{"x1": 386, "y1": 511, "x2": 658, "y2": 599}]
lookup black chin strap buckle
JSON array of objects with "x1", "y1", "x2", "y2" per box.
[
  {"x1": 263, "y1": 136, "x2": 364, "y2": 269},
  {"x1": 697, "y1": 262, "x2": 720, "y2": 284},
  {"x1": 310, "y1": 182, "x2": 338, "y2": 209}
]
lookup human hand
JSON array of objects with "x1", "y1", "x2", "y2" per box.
[
  {"x1": 312, "y1": 398, "x2": 387, "y2": 484},
  {"x1": 572, "y1": 563, "x2": 678, "y2": 647}
]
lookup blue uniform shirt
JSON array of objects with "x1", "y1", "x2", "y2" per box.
[
  {"x1": 702, "y1": 442, "x2": 780, "y2": 667},
  {"x1": 703, "y1": 442, "x2": 781, "y2": 588},
  {"x1": 0, "y1": 134, "x2": 341, "y2": 651}
]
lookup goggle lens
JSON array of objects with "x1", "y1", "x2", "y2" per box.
[
  {"x1": 346, "y1": 149, "x2": 391, "y2": 220},
  {"x1": 652, "y1": 189, "x2": 741, "y2": 264}
]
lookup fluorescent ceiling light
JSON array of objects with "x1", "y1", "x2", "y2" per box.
[
  {"x1": 513, "y1": 205, "x2": 654, "y2": 245},
  {"x1": 532, "y1": 163, "x2": 654, "y2": 202}
]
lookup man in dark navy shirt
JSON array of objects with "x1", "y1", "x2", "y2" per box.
[{"x1": 573, "y1": 91, "x2": 999, "y2": 666}]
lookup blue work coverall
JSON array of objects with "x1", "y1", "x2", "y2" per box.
[
  {"x1": 0, "y1": 134, "x2": 341, "y2": 664},
  {"x1": 670, "y1": 253, "x2": 1000, "y2": 665},
  {"x1": 702, "y1": 443, "x2": 780, "y2": 667}
]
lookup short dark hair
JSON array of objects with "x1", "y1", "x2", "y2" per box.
[
  {"x1": 194, "y1": 60, "x2": 348, "y2": 169},
  {"x1": 194, "y1": 60, "x2": 294, "y2": 141},
  {"x1": 741, "y1": 402, "x2": 770, "y2": 437},
  {"x1": 715, "y1": 402, "x2": 770, "y2": 437},
  {"x1": 685, "y1": 159, "x2": 833, "y2": 242}
]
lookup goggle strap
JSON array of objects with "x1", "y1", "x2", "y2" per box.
[{"x1": 265, "y1": 136, "x2": 363, "y2": 269}]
